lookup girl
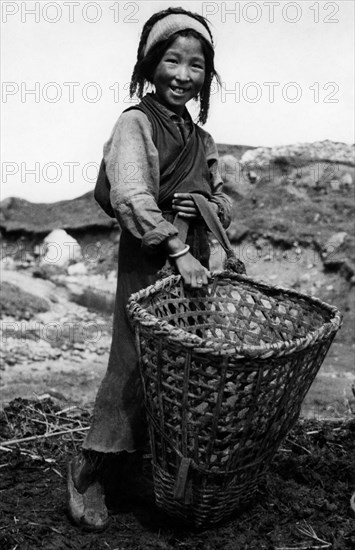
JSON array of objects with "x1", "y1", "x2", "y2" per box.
[{"x1": 67, "y1": 6, "x2": 232, "y2": 530}]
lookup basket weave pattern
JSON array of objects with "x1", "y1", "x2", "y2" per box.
[{"x1": 127, "y1": 272, "x2": 342, "y2": 526}]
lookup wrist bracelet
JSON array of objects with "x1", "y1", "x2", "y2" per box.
[{"x1": 169, "y1": 244, "x2": 190, "y2": 259}]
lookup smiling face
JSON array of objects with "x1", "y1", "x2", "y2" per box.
[{"x1": 152, "y1": 35, "x2": 206, "y2": 116}]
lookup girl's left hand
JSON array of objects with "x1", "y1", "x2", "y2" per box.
[{"x1": 172, "y1": 193, "x2": 198, "y2": 219}]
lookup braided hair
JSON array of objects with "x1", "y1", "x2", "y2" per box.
[{"x1": 129, "y1": 7, "x2": 220, "y2": 125}]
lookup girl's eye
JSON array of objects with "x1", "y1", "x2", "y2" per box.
[{"x1": 191, "y1": 58, "x2": 205, "y2": 70}]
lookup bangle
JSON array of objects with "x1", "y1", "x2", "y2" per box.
[{"x1": 169, "y1": 244, "x2": 190, "y2": 259}]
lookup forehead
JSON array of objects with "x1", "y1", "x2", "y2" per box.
[{"x1": 165, "y1": 35, "x2": 205, "y2": 59}]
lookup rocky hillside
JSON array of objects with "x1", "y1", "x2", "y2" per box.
[
  {"x1": 241, "y1": 140, "x2": 354, "y2": 167},
  {"x1": 1, "y1": 139, "x2": 354, "y2": 281},
  {"x1": 0, "y1": 140, "x2": 353, "y2": 236},
  {"x1": 0, "y1": 140, "x2": 354, "y2": 418}
]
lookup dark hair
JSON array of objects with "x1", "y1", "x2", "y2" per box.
[{"x1": 129, "y1": 7, "x2": 220, "y2": 125}]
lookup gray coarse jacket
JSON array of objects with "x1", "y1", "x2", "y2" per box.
[{"x1": 103, "y1": 98, "x2": 232, "y2": 250}]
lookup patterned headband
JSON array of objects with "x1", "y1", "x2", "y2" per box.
[{"x1": 143, "y1": 13, "x2": 213, "y2": 56}]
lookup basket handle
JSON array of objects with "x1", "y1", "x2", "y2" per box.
[{"x1": 158, "y1": 194, "x2": 245, "y2": 278}]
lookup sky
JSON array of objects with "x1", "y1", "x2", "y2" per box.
[{"x1": 1, "y1": 0, "x2": 354, "y2": 203}]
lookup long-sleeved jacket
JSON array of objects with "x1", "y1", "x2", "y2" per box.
[{"x1": 104, "y1": 96, "x2": 232, "y2": 249}]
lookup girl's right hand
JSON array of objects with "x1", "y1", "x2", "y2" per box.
[{"x1": 174, "y1": 253, "x2": 210, "y2": 288}]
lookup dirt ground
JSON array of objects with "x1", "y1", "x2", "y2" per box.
[{"x1": 0, "y1": 398, "x2": 354, "y2": 550}]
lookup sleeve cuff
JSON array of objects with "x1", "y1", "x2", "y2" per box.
[{"x1": 142, "y1": 220, "x2": 179, "y2": 249}]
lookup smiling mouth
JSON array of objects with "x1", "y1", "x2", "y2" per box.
[{"x1": 170, "y1": 86, "x2": 189, "y2": 96}]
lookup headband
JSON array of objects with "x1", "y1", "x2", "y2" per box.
[{"x1": 143, "y1": 14, "x2": 213, "y2": 56}]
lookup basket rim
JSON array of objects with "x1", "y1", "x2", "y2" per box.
[{"x1": 126, "y1": 271, "x2": 343, "y2": 359}]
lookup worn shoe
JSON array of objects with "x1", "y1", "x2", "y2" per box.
[{"x1": 67, "y1": 458, "x2": 109, "y2": 531}]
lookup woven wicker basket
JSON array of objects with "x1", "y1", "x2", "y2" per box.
[{"x1": 127, "y1": 271, "x2": 342, "y2": 526}]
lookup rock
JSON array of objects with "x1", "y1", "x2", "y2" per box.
[
  {"x1": 339, "y1": 260, "x2": 355, "y2": 281},
  {"x1": 330, "y1": 179, "x2": 341, "y2": 191},
  {"x1": 240, "y1": 140, "x2": 355, "y2": 168},
  {"x1": 38, "y1": 229, "x2": 83, "y2": 267},
  {"x1": 322, "y1": 232, "x2": 348, "y2": 259},
  {"x1": 218, "y1": 155, "x2": 251, "y2": 197},
  {"x1": 285, "y1": 184, "x2": 307, "y2": 199},
  {"x1": 323, "y1": 256, "x2": 354, "y2": 280},
  {"x1": 32, "y1": 263, "x2": 68, "y2": 279},
  {"x1": 247, "y1": 170, "x2": 258, "y2": 184},
  {"x1": 1, "y1": 256, "x2": 16, "y2": 270},
  {"x1": 341, "y1": 172, "x2": 353, "y2": 186},
  {"x1": 323, "y1": 257, "x2": 345, "y2": 272},
  {"x1": 73, "y1": 343, "x2": 86, "y2": 351},
  {"x1": 67, "y1": 262, "x2": 87, "y2": 276},
  {"x1": 227, "y1": 223, "x2": 249, "y2": 243}
]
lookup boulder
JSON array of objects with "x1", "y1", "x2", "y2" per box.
[
  {"x1": 37, "y1": 229, "x2": 83, "y2": 267},
  {"x1": 323, "y1": 232, "x2": 348, "y2": 259},
  {"x1": 227, "y1": 222, "x2": 249, "y2": 243},
  {"x1": 341, "y1": 172, "x2": 353, "y2": 186},
  {"x1": 322, "y1": 232, "x2": 350, "y2": 274},
  {"x1": 67, "y1": 262, "x2": 87, "y2": 276},
  {"x1": 330, "y1": 179, "x2": 341, "y2": 191}
]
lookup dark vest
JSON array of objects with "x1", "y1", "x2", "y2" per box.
[{"x1": 94, "y1": 93, "x2": 212, "y2": 218}]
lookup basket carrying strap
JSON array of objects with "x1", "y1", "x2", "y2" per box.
[
  {"x1": 173, "y1": 194, "x2": 246, "y2": 274},
  {"x1": 173, "y1": 194, "x2": 232, "y2": 254},
  {"x1": 174, "y1": 193, "x2": 233, "y2": 253},
  {"x1": 193, "y1": 194, "x2": 234, "y2": 255}
]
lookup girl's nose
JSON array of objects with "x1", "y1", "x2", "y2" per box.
[{"x1": 175, "y1": 64, "x2": 191, "y2": 82}]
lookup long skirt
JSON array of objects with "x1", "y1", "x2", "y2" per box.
[{"x1": 83, "y1": 221, "x2": 210, "y2": 454}]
